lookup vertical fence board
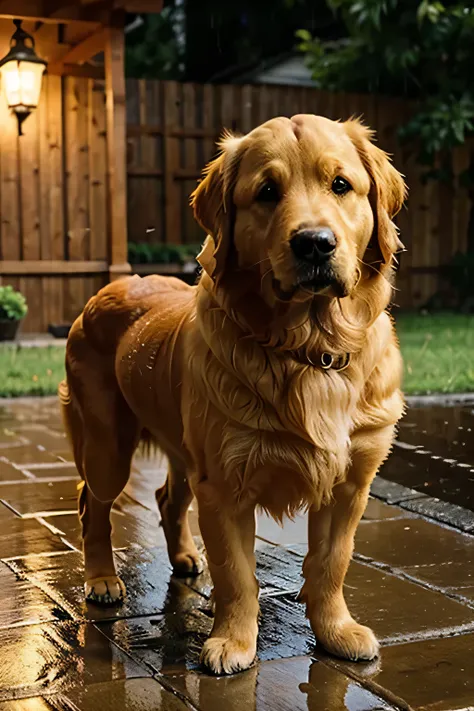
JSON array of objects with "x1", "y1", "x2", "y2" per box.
[
  {"x1": 46, "y1": 76, "x2": 65, "y2": 329},
  {"x1": 163, "y1": 81, "x2": 181, "y2": 244},
  {"x1": 183, "y1": 83, "x2": 200, "y2": 244},
  {"x1": 0, "y1": 94, "x2": 20, "y2": 260},
  {"x1": 64, "y1": 77, "x2": 90, "y2": 322},
  {"x1": 202, "y1": 83, "x2": 215, "y2": 162},
  {"x1": 88, "y1": 80, "x2": 108, "y2": 260},
  {"x1": 19, "y1": 110, "x2": 41, "y2": 261}
]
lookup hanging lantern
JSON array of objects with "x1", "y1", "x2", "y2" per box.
[{"x1": 0, "y1": 19, "x2": 47, "y2": 136}]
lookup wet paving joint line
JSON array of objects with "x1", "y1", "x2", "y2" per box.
[
  {"x1": 12, "y1": 424, "x2": 65, "y2": 437},
  {"x1": 371, "y1": 477, "x2": 474, "y2": 534},
  {"x1": 0, "y1": 616, "x2": 63, "y2": 632},
  {"x1": 255, "y1": 538, "x2": 306, "y2": 559},
  {"x1": 354, "y1": 553, "x2": 474, "y2": 615},
  {"x1": 406, "y1": 392, "x2": 474, "y2": 407},
  {"x1": 152, "y1": 673, "x2": 201, "y2": 711},
  {"x1": 11, "y1": 461, "x2": 75, "y2": 470},
  {"x1": 395, "y1": 439, "x2": 474, "y2": 472},
  {"x1": 319, "y1": 655, "x2": 413, "y2": 711},
  {"x1": 381, "y1": 620, "x2": 474, "y2": 646},
  {"x1": 36, "y1": 516, "x2": 70, "y2": 537},
  {"x1": 0, "y1": 436, "x2": 31, "y2": 449},
  {"x1": 92, "y1": 624, "x2": 201, "y2": 711},
  {"x1": 15, "y1": 469, "x2": 36, "y2": 480},
  {"x1": 2, "y1": 548, "x2": 79, "y2": 563},
  {"x1": 61, "y1": 538, "x2": 80, "y2": 553},
  {"x1": 20, "y1": 510, "x2": 78, "y2": 520},
  {"x1": 3, "y1": 558, "x2": 76, "y2": 622},
  {"x1": 400, "y1": 501, "x2": 474, "y2": 535},
  {"x1": 392, "y1": 441, "x2": 419, "y2": 451},
  {"x1": 259, "y1": 586, "x2": 302, "y2": 598},
  {"x1": 0, "y1": 456, "x2": 35, "y2": 479},
  {"x1": 0, "y1": 476, "x2": 79, "y2": 486},
  {"x1": 0, "y1": 499, "x2": 23, "y2": 517}
]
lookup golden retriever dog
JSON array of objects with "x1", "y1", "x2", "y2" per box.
[{"x1": 60, "y1": 114, "x2": 406, "y2": 675}]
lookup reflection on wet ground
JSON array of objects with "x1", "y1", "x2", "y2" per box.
[
  {"x1": 0, "y1": 397, "x2": 473, "y2": 710},
  {"x1": 383, "y1": 402, "x2": 474, "y2": 511}
]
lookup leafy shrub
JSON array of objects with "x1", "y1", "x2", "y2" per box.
[
  {"x1": 425, "y1": 251, "x2": 474, "y2": 312},
  {"x1": 128, "y1": 242, "x2": 201, "y2": 266},
  {"x1": 442, "y1": 251, "x2": 474, "y2": 311},
  {"x1": 0, "y1": 286, "x2": 28, "y2": 322}
]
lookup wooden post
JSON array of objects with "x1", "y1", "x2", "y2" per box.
[
  {"x1": 104, "y1": 14, "x2": 131, "y2": 281},
  {"x1": 163, "y1": 81, "x2": 182, "y2": 244}
]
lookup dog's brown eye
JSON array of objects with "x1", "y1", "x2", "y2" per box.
[
  {"x1": 256, "y1": 181, "x2": 280, "y2": 203},
  {"x1": 332, "y1": 177, "x2": 352, "y2": 196}
]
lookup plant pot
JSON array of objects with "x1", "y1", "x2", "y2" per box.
[
  {"x1": 0, "y1": 318, "x2": 20, "y2": 342},
  {"x1": 48, "y1": 323, "x2": 71, "y2": 339}
]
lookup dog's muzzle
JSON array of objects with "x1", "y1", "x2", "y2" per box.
[
  {"x1": 290, "y1": 227, "x2": 338, "y2": 292},
  {"x1": 290, "y1": 227, "x2": 336, "y2": 265}
]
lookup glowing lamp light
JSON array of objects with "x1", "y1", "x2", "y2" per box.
[{"x1": 0, "y1": 20, "x2": 47, "y2": 136}]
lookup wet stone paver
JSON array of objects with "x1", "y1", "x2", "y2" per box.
[
  {"x1": 0, "y1": 398, "x2": 473, "y2": 710},
  {"x1": 382, "y1": 402, "x2": 474, "y2": 513}
]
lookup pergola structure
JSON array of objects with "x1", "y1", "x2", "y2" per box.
[{"x1": 0, "y1": 0, "x2": 162, "y2": 282}]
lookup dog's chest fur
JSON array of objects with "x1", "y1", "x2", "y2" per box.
[
  {"x1": 185, "y1": 326, "x2": 367, "y2": 517},
  {"x1": 181, "y1": 291, "x2": 402, "y2": 519}
]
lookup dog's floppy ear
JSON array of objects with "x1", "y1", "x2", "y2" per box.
[
  {"x1": 191, "y1": 131, "x2": 244, "y2": 283},
  {"x1": 344, "y1": 118, "x2": 407, "y2": 267}
]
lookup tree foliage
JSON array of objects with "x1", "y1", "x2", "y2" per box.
[
  {"x1": 125, "y1": 7, "x2": 185, "y2": 79},
  {"x1": 298, "y1": 1, "x2": 474, "y2": 173},
  {"x1": 126, "y1": 0, "x2": 341, "y2": 83}
]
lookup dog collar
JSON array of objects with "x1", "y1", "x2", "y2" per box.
[{"x1": 295, "y1": 351, "x2": 351, "y2": 371}]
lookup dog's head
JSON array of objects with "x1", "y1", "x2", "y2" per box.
[{"x1": 191, "y1": 115, "x2": 406, "y2": 302}]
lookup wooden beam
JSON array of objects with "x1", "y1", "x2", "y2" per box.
[
  {"x1": 0, "y1": 1, "x2": 108, "y2": 24},
  {"x1": 47, "y1": 27, "x2": 106, "y2": 75},
  {"x1": 48, "y1": 63, "x2": 104, "y2": 78},
  {"x1": 122, "y1": 0, "x2": 163, "y2": 11},
  {"x1": 0, "y1": 260, "x2": 108, "y2": 274},
  {"x1": 0, "y1": 0, "x2": 162, "y2": 23},
  {"x1": 104, "y1": 15, "x2": 130, "y2": 280}
]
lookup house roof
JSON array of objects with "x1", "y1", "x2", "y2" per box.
[{"x1": 208, "y1": 52, "x2": 316, "y2": 88}]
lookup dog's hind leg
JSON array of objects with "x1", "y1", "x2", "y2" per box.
[
  {"x1": 61, "y1": 361, "x2": 140, "y2": 605},
  {"x1": 156, "y1": 462, "x2": 203, "y2": 576},
  {"x1": 80, "y1": 399, "x2": 140, "y2": 605}
]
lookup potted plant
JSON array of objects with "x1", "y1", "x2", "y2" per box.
[
  {"x1": 0, "y1": 285, "x2": 28, "y2": 341},
  {"x1": 128, "y1": 242, "x2": 201, "y2": 283}
]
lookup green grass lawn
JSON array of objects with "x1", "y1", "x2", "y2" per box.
[
  {"x1": 396, "y1": 313, "x2": 474, "y2": 395},
  {"x1": 0, "y1": 313, "x2": 473, "y2": 397},
  {"x1": 0, "y1": 346, "x2": 66, "y2": 398}
]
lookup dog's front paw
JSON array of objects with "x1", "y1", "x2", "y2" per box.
[
  {"x1": 317, "y1": 619, "x2": 379, "y2": 662},
  {"x1": 85, "y1": 576, "x2": 126, "y2": 606},
  {"x1": 200, "y1": 636, "x2": 257, "y2": 675}
]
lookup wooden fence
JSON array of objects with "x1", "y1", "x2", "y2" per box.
[
  {"x1": 0, "y1": 75, "x2": 108, "y2": 332},
  {"x1": 125, "y1": 80, "x2": 472, "y2": 312},
  {"x1": 0, "y1": 77, "x2": 471, "y2": 331}
]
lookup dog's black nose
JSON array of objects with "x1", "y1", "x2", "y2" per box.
[{"x1": 290, "y1": 228, "x2": 336, "y2": 263}]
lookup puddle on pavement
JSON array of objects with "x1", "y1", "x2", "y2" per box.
[
  {"x1": 382, "y1": 404, "x2": 474, "y2": 511},
  {"x1": 166, "y1": 656, "x2": 394, "y2": 711}
]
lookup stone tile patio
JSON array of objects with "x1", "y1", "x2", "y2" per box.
[{"x1": 0, "y1": 397, "x2": 473, "y2": 710}]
